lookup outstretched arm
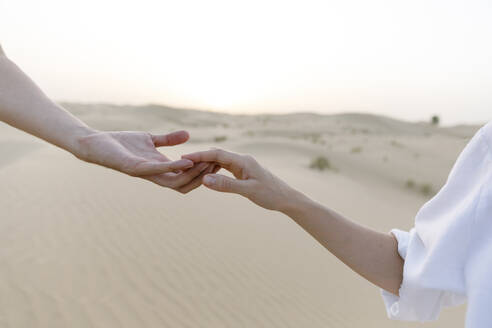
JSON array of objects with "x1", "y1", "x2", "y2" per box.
[
  {"x1": 0, "y1": 45, "x2": 213, "y2": 192},
  {"x1": 183, "y1": 149, "x2": 404, "y2": 295},
  {"x1": 0, "y1": 46, "x2": 93, "y2": 154}
]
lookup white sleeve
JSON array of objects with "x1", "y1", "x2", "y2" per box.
[
  {"x1": 380, "y1": 228, "x2": 466, "y2": 322},
  {"x1": 380, "y1": 125, "x2": 492, "y2": 322}
]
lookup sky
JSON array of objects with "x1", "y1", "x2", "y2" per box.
[{"x1": 1, "y1": 0, "x2": 491, "y2": 125}]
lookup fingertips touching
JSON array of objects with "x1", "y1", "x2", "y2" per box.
[
  {"x1": 168, "y1": 158, "x2": 194, "y2": 170},
  {"x1": 177, "y1": 163, "x2": 215, "y2": 194},
  {"x1": 181, "y1": 149, "x2": 219, "y2": 162},
  {"x1": 181, "y1": 152, "x2": 200, "y2": 162},
  {"x1": 173, "y1": 162, "x2": 208, "y2": 186}
]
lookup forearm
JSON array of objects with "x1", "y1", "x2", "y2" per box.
[
  {"x1": 282, "y1": 191, "x2": 404, "y2": 296},
  {"x1": 0, "y1": 53, "x2": 94, "y2": 156}
]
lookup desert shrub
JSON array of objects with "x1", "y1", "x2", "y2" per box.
[
  {"x1": 431, "y1": 115, "x2": 440, "y2": 125},
  {"x1": 351, "y1": 146, "x2": 363, "y2": 153},
  {"x1": 420, "y1": 183, "x2": 434, "y2": 196},
  {"x1": 390, "y1": 140, "x2": 404, "y2": 148},
  {"x1": 309, "y1": 156, "x2": 332, "y2": 171},
  {"x1": 405, "y1": 179, "x2": 416, "y2": 189},
  {"x1": 214, "y1": 136, "x2": 227, "y2": 143},
  {"x1": 404, "y1": 179, "x2": 435, "y2": 197}
]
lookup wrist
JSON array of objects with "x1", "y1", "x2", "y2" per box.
[
  {"x1": 277, "y1": 188, "x2": 314, "y2": 217},
  {"x1": 69, "y1": 125, "x2": 99, "y2": 160}
]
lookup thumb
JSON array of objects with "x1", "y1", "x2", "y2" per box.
[{"x1": 203, "y1": 174, "x2": 248, "y2": 194}]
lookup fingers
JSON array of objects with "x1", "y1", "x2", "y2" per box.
[
  {"x1": 177, "y1": 164, "x2": 216, "y2": 194},
  {"x1": 202, "y1": 173, "x2": 250, "y2": 194},
  {"x1": 171, "y1": 162, "x2": 209, "y2": 187},
  {"x1": 182, "y1": 149, "x2": 243, "y2": 167},
  {"x1": 147, "y1": 162, "x2": 209, "y2": 188},
  {"x1": 211, "y1": 164, "x2": 221, "y2": 174},
  {"x1": 151, "y1": 130, "x2": 190, "y2": 147},
  {"x1": 132, "y1": 158, "x2": 193, "y2": 176}
]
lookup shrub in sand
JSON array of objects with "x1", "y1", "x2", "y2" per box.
[
  {"x1": 310, "y1": 156, "x2": 332, "y2": 171},
  {"x1": 420, "y1": 183, "x2": 434, "y2": 196},
  {"x1": 390, "y1": 140, "x2": 404, "y2": 148},
  {"x1": 405, "y1": 179, "x2": 435, "y2": 197},
  {"x1": 405, "y1": 179, "x2": 416, "y2": 189},
  {"x1": 431, "y1": 115, "x2": 440, "y2": 126},
  {"x1": 351, "y1": 146, "x2": 363, "y2": 153},
  {"x1": 214, "y1": 135, "x2": 227, "y2": 143}
]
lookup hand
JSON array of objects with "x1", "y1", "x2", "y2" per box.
[
  {"x1": 0, "y1": 51, "x2": 215, "y2": 194},
  {"x1": 182, "y1": 148, "x2": 300, "y2": 211},
  {"x1": 76, "y1": 129, "x2": 218, "y2": 193}
]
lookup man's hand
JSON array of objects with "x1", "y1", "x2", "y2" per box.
[
  {"x1": 77, "y1": 130, "x2": 217, "y2": 193},
  {"x1": 182, "y1": 148, "x2": 299, "y2": 210}
]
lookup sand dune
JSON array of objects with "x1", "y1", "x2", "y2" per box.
[{"x1": 0, "y1": 104, "x2": 480, "y2": 327}]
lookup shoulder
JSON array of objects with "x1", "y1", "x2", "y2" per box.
[
  {"x1": 475, "y1": 121, "x2": 492, "y2": 193},
  {"x1": 451, "y1": 123, "x2": 492, "y2": 170},
  {"x1": 454, "y1": 122, "x2": 492, "y2": 168},
  {"x1": 479, "y1": 121, "x2": 492, "y2": 151}
]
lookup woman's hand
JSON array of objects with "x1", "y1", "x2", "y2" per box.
[
  {"x1": 1, "y1": 49, "x2": 216, "y2": 193},
  {"x1": 182, "y1": 149, "x2": 301, "y2": 211},
  {"x1": 185, "y1": 148, "x2": 404, "y2": 296},
  {"x1": 77, "y1": 130, "x2": 217, "y2": 193}
]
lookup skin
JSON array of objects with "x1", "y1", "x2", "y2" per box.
[
  {"x1": 0, "y1": 45, "x2": 217, "y2": 193},
  {"x1": 183, "y1": 149, "x2": 404, "y2": 296}
]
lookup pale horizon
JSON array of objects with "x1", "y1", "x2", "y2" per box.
[
  {"x1": 59, "y1": 100, "x2": 487, "y2": 128},
  {"x1": 2, "y1": 0, "x2": 491, "y2": 125}
]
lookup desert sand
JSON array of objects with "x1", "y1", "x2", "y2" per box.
[{"x1": 0, "y1": 103, "x2": 480, "y2": 327}]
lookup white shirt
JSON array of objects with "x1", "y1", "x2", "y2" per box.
[{"x1": 380, "y1": 121, "x2": 492, "y2": 327}]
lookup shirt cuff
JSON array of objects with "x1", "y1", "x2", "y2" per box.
[
  {"x1": 380, "y1": 228, "x2": 442, "y2": 321},
  {"x1": 380, "y1": 228, "x2": 421, "y2": 321}
]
